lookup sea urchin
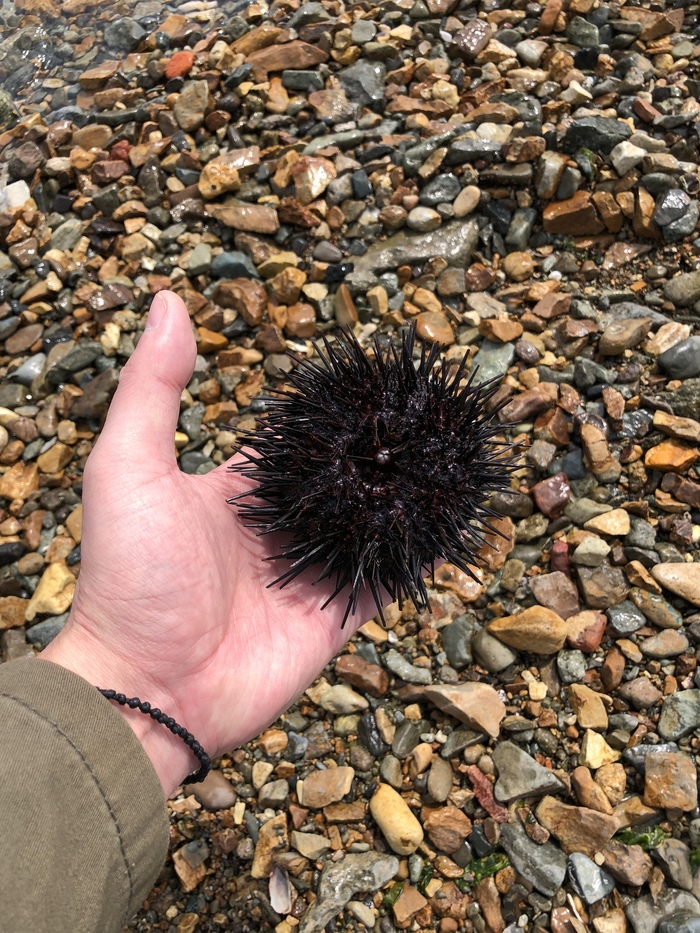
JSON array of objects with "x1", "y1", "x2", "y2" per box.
[{"x1": 229, "y1": 325, "x2": 516, "y2": 626}]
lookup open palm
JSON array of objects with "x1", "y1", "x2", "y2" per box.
[{"x1": 42, "y1": 292, "x2": 381, "y2": 793}]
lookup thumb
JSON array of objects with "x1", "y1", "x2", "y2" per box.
[{"x1": 92, "y1": 291, "x2": 197, "y2": 472}]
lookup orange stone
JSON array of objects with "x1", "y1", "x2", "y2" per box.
[{"x1": 165, "y1": 50, "x2": 195, "y2": 81}]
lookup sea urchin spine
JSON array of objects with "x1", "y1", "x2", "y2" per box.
[{"x1": 229, "y1": 325, "x2": 517, "y2": 626}]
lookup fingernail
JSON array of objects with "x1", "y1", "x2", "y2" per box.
[{"x1": 146, "y1": 292, "x2": 168, "y2": 330}]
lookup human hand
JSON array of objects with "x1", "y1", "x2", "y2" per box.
[{"x1": 41, "y1": 291, "x2": 384, "y2": 796}]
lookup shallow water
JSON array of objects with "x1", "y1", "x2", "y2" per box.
[{"x1": 0, "y1": 0, "x2": 250, "y2": 118}]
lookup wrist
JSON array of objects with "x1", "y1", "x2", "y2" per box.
[{"x1": 39, "y1": 620, "x2": 198, "y2": 797}]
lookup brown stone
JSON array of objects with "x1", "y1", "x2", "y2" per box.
[
  {"x1": 531, "y1": 473, "x2": 571, "y2": 519},
  {"x1": 285, "y1": 303, "x2": 316, "y2": 338},
  {"x1": 416, "y1": 311, "x2": 454, "y2": 346},
  {"x1": 423, "y1": 683, "x2": 505, "y2": 738},
  {"x1": 644, "y1": 752, "x2": 698, "y2": 811},
  {"x1": 592, "y1": 191, "x2": 624, "y2": 233},
  {"x1": 532, "y1": 292, "x2": 571, "y2": 321},
  {"x1": 422, "y1": 806, "x2": 472, "y2": 854},
  {"x1": 617, "y1": 677, "x2": 663, "y2": 710},
  {"x1": 633, "y1": 187, "x2": 661, "y2": 240},
  {"x1": 206, "y1": 202, "x2": 278, "y2": 234},
  {"x1": 0, "y1": 462, "x2": 39, "y2": 500},
  {"x1": 172, "y1": 845, "x2": 207, "y2": 892},
  {"x1": 498, "y1": 383, "x2": 557, "y2": 424},
  {"x1": 246, "y1": 40, "x2": 329, "y2": 81},
  {"x1": 268, "y1": 267, "x2": 307, "y2": 305},
  {"x1": 569, "y1": 684, "x2": 608, "y2": 731},
  {"x1": 35, "y1": 441, "x2": 72, "y2": 475},
  {"x1": 653, "y1": 411, "x2": 700, "y2": 444},
  {"x1": 645, "y1": 439, "x2": 700, "y2": 472},
  {"x1": 602, "y1": 840, "x2": 652, "y2": 887},
  {"x1": 567, "y1": 611, "x2": 607, "y2": 652},
  {"x1": 595, "y1": 763, "x2": 627, "y2": 807},
  {"x1": 393, "y1": 885, "x2": 428, "y2": 925},
  {"x1": 535, "y1": 796, "x2": 618, "y2": 856},
  {"x1": 199, "y1": 148, "x2": 259, "y2": 199},
  {"x1": 251, "y1": 812, "x2": 288, "y2": 879},
  {"x1": 599, "y1": 318, "x2": 652, "y2": 356},
  {"x1": 580, "y1": 422, "x2": 621, "y2": 482},
  {"x1": 502, "y1": 251, "x2": 535, "y2": 282},
  {"x1": 478, "y1": 319, "x2": 523, "y2": 343},
  {"x1": 335, "y1": 654, "x2": 389, "y2": 698},
  {"x1": 292, "y1": 157, "x2": 336, "y2": 205},
  {"x1": 79, "y1": 60, "x2": 120, "y2": 89},
  {"x1": 301, "y1": 766, "x2": 355, "y2": 808},
  {"x1": 214, "y1": 278, "x2": 267, "y2": 326},
  {"x1": 0, "y1": 596, "x2": 29, "y2": 630},
  {"x1": 571, "y1": 767, "x2": 613, "y2": 814},
  {"x1": 488, "y1": 606, "x2": 567, "y2": 655},
  {"x1": 543, "y1": 192, "x2": 604, "y2": 235}
]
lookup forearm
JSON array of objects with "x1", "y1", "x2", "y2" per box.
[{"x1": 0, "y1": 657, "x2": 169, "y2": 933}]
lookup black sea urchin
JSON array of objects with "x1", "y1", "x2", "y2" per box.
[{"x1": 229, "y1": 325, "x2": 516, "y2": 626}]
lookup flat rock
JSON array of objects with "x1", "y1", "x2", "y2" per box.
[
  {"x1": 652, "y1": 563, "x2": 700, "y2": 607},
  {"x1": 301, "y1": 767, "x2": 355, "y2": 808},
  {"x1": 298, "y1": 852, "x2": 398, "y2": 933},
  {"x1": 492, "y1": 741, "x2": 565, "y2": 802},
  {"x1": 536, "y1": 796, "x2": 619, "y2": 857},
  {"x1": 487, "y1": 606, "x2": 567, "y2": 654},
  {"x1": 644, "y1": 752, "x2": 698, "y2": 811},
  {"x1": 423, "y1": 682, "x2": 505, "y2": 737},
  {"x1": 355, "y1": 220, "x2": 478, "y2": 273},
  {"x1": 499, "y1": 821, "x2": 567, "y2": 897}
]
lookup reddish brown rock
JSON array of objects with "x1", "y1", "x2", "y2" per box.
[
  {"x1": 498, "y1": 383, "x2": 557, "y2": 423},
  {"x1": 535, "y1": 796, "x2": 618, "y2": 856},
  {"x1": 531, "y1": 472, "x2": 571, "y2": 518},
  {"x1": 644, "y1": 752, "x2": 698, "y2": 811},
  {"x1": 543, "y1": 192, "x2": 604, "y2": 235},
  {"x1": 422, "y1": 806, "x2": 472, "y2": 854},
  {"x1": 335, "y1": 654, "x2": 389, "y2": 698},
  {"x1": 214, "y1": 278, "x2": 267, "y2": 326},
  {"x1": 165, "y1": 50, "x2": 195, "y2": 80},
  {"x1": 206, "y1": 202, "x2": 278, "y2": 234},
  {"x1": 247, "y1": 41, "x2": 329, "y2": 81},
  {"x1": 567, "y1": 611, "x2": 607, "y2": 652}
]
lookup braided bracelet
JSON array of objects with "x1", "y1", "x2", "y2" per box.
[{"x1": 97, "y1": 688, "x2": 211, "y2": 784}]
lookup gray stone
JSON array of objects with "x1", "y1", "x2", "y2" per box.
[
  {"x1": 654, "y1": 189, "x2": 692, "y2": 227},
  {"x1": 211, "y1": 251, "x2": 259, "y2": 279},
  {"x1": 659, "y1": 337, "x2": 700, "y2": 379},
  {"x1": 658, "y1": 690, "x2": 700, "y2": 741},
  {"x1": 351, "y1": 20, "x2": 377, "y2": 44},
  {"x1": 566, "y1": 16, "x2": 599, "y2": 46},
  {"x1": 440, "y1": 728, "x2": 484, "y2": 759},
  {"x1": 419, "y1": 174, "x2": 462, "y2": 207},
  {"x1": 506, "y1": 208, "x2": 537, "y2": 251},
  {"x1": 379, "y1": 755, "x2": 403, "y2": 789},
  {"x1": 445, "y1": 138, "x2": 503, "y2": 165},
  {"x1": 10, "y1": 353, "x2": 46, "y2": 387},
  {"x1": 472, "y1": 340, "x2": 516, "y2": 384},
  {"x1": 188, "y1": 243, "x2": 212, "y2": 276},
  {"x1": 392, "y1": 719, "x2": 431, "y2": 758},
  {"x1": 25, "y1": 614, "x2": 68, "y2": 648},
  {"x1": 441, "y1": 615, "x2": 480, "y2": 670},
  {"x1": 384, "y1": 648, "x2": 432, "y2": 685},
  {"x1": 665, "y1": 202, "x2": 700, "y2": 244},
  {"x1": 659, "y1": 913, "x2": 700, "y2": 933},
  {"x1": 557, "y1": 650, "x2": 586, "y2": 684},
  {"x1": 258, "y1": 779, "x2": 289, "y2": 809},
  {"x1": 104, "y1": 17, "x2": 146, "y2": 51},
  {"x1": 338, "y1": 61, "x2": 386, "y2": 109},
  {"x1": 0, "y1": 384, "x2": 29, "y2": 408},
  {"x1": 403, "y1": 130, "x2": 459, "y2": 176},
  {"x1": 665, "y1": 271, "x2": 700, "y2": 308},
  {"x1": 50, "y1": 219, "x2": 84, "y2": 252},
  {"x1": 282, "y1": 70, "x2": 325, "y2": 92},
  {"x1": 472, "y1": 629, "x2": 517, "y2": 673},
  {"x1": 627, "y1": 892, "x2": 700, "y2": 933},
  {"x1": 492, "y1": 741, "x2": 564, "y2": 802},
  {"x1": 568, "y1": 853, "x2": 614, "y2": 904},
  {"x1": 654, "y1": 839, "x2": 694, "y2": 892},
  {"x1": 427, "y1": 756, "x2": 453, "y2": 803},
  {"x1": 355, "y1": 220, "x2": 478, "y2": 273},
  {"x1": 298, "y1": 852, "x2": 399, "y2": 933},
  {"x1": 561, "y1": 117, "x2": 632, "y2": 155},
  {"x1": 500, "y1": 822, "x2": 567, "y2": 897},
  {"x1": 607, "y1": 601, "x2": 647, "y2": 636}
]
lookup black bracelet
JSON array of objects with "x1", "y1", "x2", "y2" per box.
[{"x1": 97, "y1": 688, "x2": 211, "y2": 784}]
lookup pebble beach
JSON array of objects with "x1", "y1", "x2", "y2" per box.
[{"x1": 2, "y1": 0, "x2": 700, "y2": 932}]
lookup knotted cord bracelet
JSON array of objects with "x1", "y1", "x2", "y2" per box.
[{"x1": 97, "y1": 688, "x2": 211, "y2": 784}]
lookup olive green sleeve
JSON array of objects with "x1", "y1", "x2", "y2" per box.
[{"x1": 0, "y1": 657, "x2": 170, "y2": 933}]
